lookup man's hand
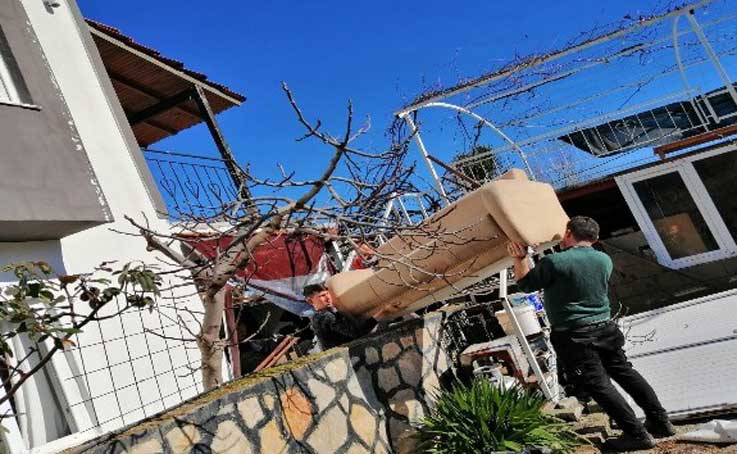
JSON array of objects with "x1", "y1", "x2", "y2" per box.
[
  {"x1": 507, "y1": 242, "x2": 533, "y2": 282},
  {"x1": 371, "y1": 302, "x2": 401, "y2": 320},
  {"x1": 507, "y1": 242, "x2": 528, "y2": 259}
]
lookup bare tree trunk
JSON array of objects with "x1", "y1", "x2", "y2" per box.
[
  {"x1": 197, "y1": 287, "x2": 227, "y2": 389},
  {"x1": 126, "y1": 84, "x2": 415, "y2": 391}
]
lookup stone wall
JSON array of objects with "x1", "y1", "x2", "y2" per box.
[
  {"x1": 348, "y1": 312, "x2": 451, "y2": 454},
  {"x1": 63, "y1": 312, "x2": 452, "y2": 454}
]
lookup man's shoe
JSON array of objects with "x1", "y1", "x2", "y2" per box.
[
  {"x1": 603, "y1": 432, "x2": 656, "y2": 451},
  {"x1": 644, "y1": 418, "x2": 676, "y2": 438}
]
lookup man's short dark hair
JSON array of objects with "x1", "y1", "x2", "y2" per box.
[
  {"x1": 567, "y1": 216, "x2": 600, "y2": 242},
  {"x1": 303, "y1": 283, "x2": 327, "y2": 298}
]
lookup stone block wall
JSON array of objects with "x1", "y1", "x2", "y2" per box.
[
  {"x1": 63, "y1": 311, "x2": 452, "y2": 454},
  {"x1": 348, "y1": 312, "x2": 451, "y2": 454}
]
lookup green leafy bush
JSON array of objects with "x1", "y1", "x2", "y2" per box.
[
  {"x1": 0, "y1": 261, "x2": 162, "y2": 420},
  {"x1": 416, "y1": 379, "x2": 582, "y2": 454}
]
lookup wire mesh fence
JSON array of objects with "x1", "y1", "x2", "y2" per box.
[{"x1": 44, "y1": 287, "x2": 206, "y2": 437}]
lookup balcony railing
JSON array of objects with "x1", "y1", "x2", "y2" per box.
[{"x1": 143, "y1": 149, "x2": 242, "y2": 219}]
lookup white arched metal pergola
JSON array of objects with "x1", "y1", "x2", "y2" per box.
[
  {"x1": 386, "y1": 0, "x2": 737, "y2": 401},
  {"x1": 394, "y1": 0, "x2": 732, "y2": 208}
]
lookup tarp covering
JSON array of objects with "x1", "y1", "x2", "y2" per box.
[
  {"x1": 680, "y1": 420, "x2": 737, "y2": 444},
  {"x1": 560, "y1": 84, "x2": 737, "y2": 156},
  {"x1": 183, "y1": 232, "x2": 331, "y2": 316}
]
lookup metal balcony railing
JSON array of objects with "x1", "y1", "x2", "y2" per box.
[{"x1": 143, "y1": 149, "x2": 242, "y2": 219}]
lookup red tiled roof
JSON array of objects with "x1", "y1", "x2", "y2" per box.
[
  {"x1": 86, "y1": 19, "x2": 245, "y2": 146},
  {"x1": 86, "y1": 19, "x2": 244, "y2": 103}
]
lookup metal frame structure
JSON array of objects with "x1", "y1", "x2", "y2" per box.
[
  {"x1": 393, "y1": 0, "x2": 737, "y2": 201},
  {"x1": 384, "y1": 0, "x2": 737, "y2": 402},
  {"x1": 498, "y1": 267, "x2": 558, "y2": 400},
  {"x1": 399, "y1": 102, "x2": 536, "y2": 185},
  {"x1": 395, "y1": 0, "x2": 712, "y2": 117},
  {"x1": 616, "y1": 141, "x2": 737, "y2": 269}
]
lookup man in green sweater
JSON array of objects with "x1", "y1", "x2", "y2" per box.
[{"x1": 507, "y1": 216, "x2": 674, "y2": 451}]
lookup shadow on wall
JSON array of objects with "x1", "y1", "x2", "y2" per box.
[
  {"x1": 0, "y1": 240, "x2": 66, "y2": 283},
  {"x1": 0, "y1": 240, "x2": 77, "y2": 448},
  {"x1": 60, "y1": 311, "x2": 454, "y2": 454}
]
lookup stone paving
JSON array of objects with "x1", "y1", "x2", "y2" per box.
[{"x1": 572, "y1": 411, "x2": 737, "y2": 454}]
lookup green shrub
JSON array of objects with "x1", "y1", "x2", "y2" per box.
[{"x1": 416, "y1": 379, "x2": 582, "y2": 454}]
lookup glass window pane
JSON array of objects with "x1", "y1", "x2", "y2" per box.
[
  {"x1": 633, "y1": 172, "x2": 719, "y2": 260},
  {"x1": 0, "y1": 26, "x2": 18, "y2": 103},
  {"x1": 693, "y1": 150, "x2": 737, "y2": 242},
  {"x1": 0, "y1": 46, "x2": 16, "y2": 102},
  {"x1": 0, "y1": 25, "x2": 31, "y2": 104}
]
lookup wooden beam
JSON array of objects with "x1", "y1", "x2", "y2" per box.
[
  {"x1": 654, "y1": 123, "x2": 737, "y2": 157},
  {"x1": 128, "y1": 89, "x2": 197, "y2": 126},
  {"x1": 108, "y1": 71, "x2": 203, "y2": 122},
  {"x1": 192, "y1": 86, "x2": 257, "y2": 214},
  {"x1": 193, "y1": 85, "x2": 239, "y2": 167},
  {"x1": 556, "y1": 179, "x2": 617, "y2": 202},
  {"x1": 192, "y1": 85, "x2": 256, "y2": 213},
  {"x1": 89, "y1": 26, "x2": 244, "y2": 105},
  {"x1": 223, "y1": 288, "x2": 241, "y2": 378},
  {"x1": 137, "y1": 118, "x2": 179, "y2": 135},
  {"x1": 253, "y1": 336, "x2": 298, "y2": 372},
  {"x1": 427, "y1": 154, "x2": 481, "y2": 189}
]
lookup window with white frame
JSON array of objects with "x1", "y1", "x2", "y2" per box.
[
  {"x1": 616, "y1": 143, "x2": 737, "y2": 269},
  {"x1": 0, "y1": 25, "x2": 31, "y2": 105}
]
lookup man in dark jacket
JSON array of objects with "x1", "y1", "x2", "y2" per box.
[
  {"x1": 303, "y1": 283, "x2": 389, "y2": 350},
  {"x1": 507, "y1": 216, "x2": 674, "y2": 451}
]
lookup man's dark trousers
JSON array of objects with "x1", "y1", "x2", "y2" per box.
[{"x1": 550, "y1": 320, "x2": 667, "y2": 435}]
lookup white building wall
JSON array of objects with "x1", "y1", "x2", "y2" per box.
[{"x1": 1, "y1": 1, "x2": 208, "y2": 452}]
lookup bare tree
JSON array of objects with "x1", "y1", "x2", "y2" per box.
[
  {"x1": 126, "y1": 83, "x2": 422, "y2": 389},
  {"x1": 0, "y1": 85, "x2": 504, "y2": 401}
]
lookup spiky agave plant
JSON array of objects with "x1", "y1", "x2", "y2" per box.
[{"x1": 416, "y1": 379, "x2": 582, "y2": 454}]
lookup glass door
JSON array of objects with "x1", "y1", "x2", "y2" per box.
[{"x1": 617, "y1": 159, "x2": 735, "y2": 269}]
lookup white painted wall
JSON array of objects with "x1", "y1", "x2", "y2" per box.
[{"x1": 0, "y1": 1, "x2": 207, "y2": 452}]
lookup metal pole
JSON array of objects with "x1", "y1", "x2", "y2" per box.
[
  {"x1": 382, "y1": 193, "x2": 397, "y2": 221},
  {"x1": 395, "y1": 0, "x2": 713, "y2": 116},
  {"x1": 341, "y1": 250, "x2": 356, "y2": 272},
  {"x1": 414, "y1": 193, "x2": 429, "y2": 219},
  {"x1": 499, "y1": 268, "x2": 555, "y2": 400},
  {"x1": 687, "y1": 10, "x2": 737, "y2": 110},
  {"x1": 396, "y1": 196, "x2": 413, "y2": 225},
  {"x1": 329, "y1": 240, "x2": 347, "y2": 272},
  {"x1": 400, "y1": 114, "x2": 450, "y2": 205},
  {"x1": 377, "y1": 194, "x2": 397, "y2": 245},
  {"x1": 423, "y1": 102, "x2": 537, "y2": 181},
  {"x1": 672, "y1": 16, "x2": 710, "y2": 127}
]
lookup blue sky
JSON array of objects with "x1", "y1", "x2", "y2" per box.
[{"x1": 79, "y1": 0, "x2": 679, "y2": 186}]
